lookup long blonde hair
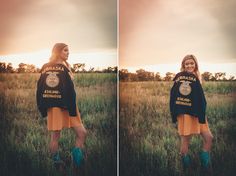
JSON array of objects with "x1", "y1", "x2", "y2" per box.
[
  {"x1": 49, "y1": 43, "x2": 74, "y2": 79},
  {"x1": 181, "y1": 54, "x2": 202, "y2": 83}
]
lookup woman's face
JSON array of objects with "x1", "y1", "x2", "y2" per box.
[
  {"x1": 60, "y1": 46, "x2": 69, "y2": 61},
  {"x1": 184, "y1": 58, "x2": 196, "y2": 73}
]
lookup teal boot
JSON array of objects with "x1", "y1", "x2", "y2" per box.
[
  {"x1": 200, "y1": 151, "x2": 210, "y2": 168},
  {"x1": 52, "y1": 152, "x2": 63, "y2": 163},
  {"x1": 72, "y1": 147, "x2": 84, "y2": 167},
  {"x1": 52, "y1": 152, "x2": 64, "y2": 170},
  {"x1": 182, "y1": 154, "x2": 191, "y2": 170}
]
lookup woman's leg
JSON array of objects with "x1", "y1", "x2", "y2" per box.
[
  {"x1": 49, "y1": 130, "x2": 61, "y2": 164},
  {"x1": 180, "y1": 135, "x2": 192, "y2": 169},
  {"x1": 180, "y1": 135, "x2": 191, "y2": 155},
  {"x1": 200, "y1": 130, "x2": 213, "y2": 168},
  {"x1": 71, "y1": 125, "x2": 87, "y2": 167},
  {"x1": 200, "y1": 131, "x2": 213, "y2": 152},
  {"x1": 50, "y1": 130, "x2": 61, "y2": 154},
  {"x1": 73, "y1": 125, "x2": 87, "y2": 148}
]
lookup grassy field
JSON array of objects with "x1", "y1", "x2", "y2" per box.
[
  {"x1": 1, "y1": 74, "x2": 236, "y2": 176},
  {"x1": 0, "y1": 73, "x2": 117, "y2": 176},
  {"x1": 120, "y1": 81, "x2": 236, "y2": 176}
]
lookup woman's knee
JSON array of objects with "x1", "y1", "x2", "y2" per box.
[
  {"x1": 207, "y1": 133, "x2": 213, "y2": 143},
  {"x1": 80, "y1": 127, "x2": 87, "y2": 138},
  {"x1": 51, "y1": 131, "x2": 61, "y2": 141},
  {"x1": 202, "y1": 131, "x2": 213, "y2": 143},
  {"x1": 74, "y1": 126, "x2": 87, "y2": 138},
  {"x1": 180, "y1": 136, "x2": 191, "y2": 154},
  {"x1": 180, "y1": 145, "x2": 189, "y2": 154}
]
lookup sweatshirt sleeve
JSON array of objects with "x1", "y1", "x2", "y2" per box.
[
  {"x1": 36, "y1": 73, "x2": 47, "y2": 118},
  {"x1": 195, "y1": 80, "x2": 206, "y2": 124},
  {"x1": 36, "y1": 74, "x2": 41, "y2": 109},
  {"x1": 169, "y1": 78, "x2": 177, "y2": 123},
  {"x1": 63, "y1": 70, "x2": 77, "y2": 117}
]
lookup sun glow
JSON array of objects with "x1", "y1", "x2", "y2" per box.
[{"x1": 0, "y1": 49, "x2": 117, "y2": 70}]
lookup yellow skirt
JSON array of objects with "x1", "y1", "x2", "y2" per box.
[
  {"x1": 177, "y1": 114, "x2": 210, "y2": 136},
  {"x1": 47, "y1": 107, "x2": 83, "y2": 131}
]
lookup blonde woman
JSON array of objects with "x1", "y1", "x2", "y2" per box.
[
  {"x1": 36, "y1": 43, "x2": 87, "y2": 168},
  {"x1": 170, "y1": 55, "x2": 213, "y2": 170}
]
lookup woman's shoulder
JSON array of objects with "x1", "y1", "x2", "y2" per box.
[
  {"x1": 173, "y1": 72, "x2": 184, "y2": 80},
  {"x1": 51, "y1": 62, "x2": 69, "y2": 69},
  {"x1": 173, "y1": 71, "x2": 198, "y2": 82},
  {"x1": 176, "y1": 71, "x2": 197, "y2": 78},
  {"x1": 175, "y1": 72, "x2": 183, "y2": 77},
  {"x1": 40, "y1": 62, "x2": 69, "y2": 73}
]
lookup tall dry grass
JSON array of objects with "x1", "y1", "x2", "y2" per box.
[
  {"x1": 0, "y1": 73, "x2": 117, "y2": 176},
  {"x1": 120, "y1": 81, "x2": 236, "y2": 176}
]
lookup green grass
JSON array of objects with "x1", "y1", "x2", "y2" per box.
[
  {"x1": 74, "y1": 73, "x2": 117, "y2": 87},
  {"x1": 120, "y1": 81, "x2": 236, "y2": 176},
  {"x1": 0, "y1": 73, "x2": 117, "y2": 176},
  {"x1": 2, "y1": 74, "x2": 235, "y2": 175}
]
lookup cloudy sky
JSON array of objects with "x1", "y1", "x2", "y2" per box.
[
  {"x1": 0, "y1": 0, "x2": 117, "y2": 69},
  {"x1": 119, "y1": 0, "x2": 236, "y2": 76}
]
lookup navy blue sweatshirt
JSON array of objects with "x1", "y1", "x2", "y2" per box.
[
  {"x1": 36, "y1": 62, "x2": 77, "y2": 118},
  {"x1": 169, "y1": 71, "x2": 206, "y2": 124}
]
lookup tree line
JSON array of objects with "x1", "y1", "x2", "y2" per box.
[
  {"x1": 1, "y1": 62, "x2": 234, "y2": 81},
  {"x1": 119, "y1": 69, "x2": 236, "y2": 81},
  {"x1": 0, "y1": 62, "x2": 117, "y2": 73}
]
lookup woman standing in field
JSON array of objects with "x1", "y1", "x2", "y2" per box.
[
  {"x1": 36, "y1": 43, "x2": 87, "y2": 168},
  {"x1": 169, "y1": 55, "x2": 213, "y2": 170}
]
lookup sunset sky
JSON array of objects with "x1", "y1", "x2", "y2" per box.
[
  {"x1": 0, "y1": 0, "x2": 117, "y2": 69},
  {"x1": 119, "y1": 0, "x2": 236, "y2": 77}
]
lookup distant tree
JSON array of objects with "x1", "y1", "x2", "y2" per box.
[
  {"x1": 17, "y1": 63, "x2": 37, "y2": 73},
  {"x1": 119, "y1": 69, "x2": 129, "y2": 81},
  {"x1": 202, "y1": 72, "x2": 213, "y2": 81},
  {"x1": 163, "y1": 72, "x2": 175, "y2": 81},
  {"x1": 209, "y1": 75, "x2": 216, "y2": 81},
  {"x1": 119, "y1": 69, "x2": 128, "y2": 74},
  {"x1": 103, "y1": 67, "x2": 112, "y2": 73},
  {"x1": 136, "y1": 69, "x2": 146, "y2": 81},
  {"x1": 229, "y1": 75, "x2": 235, "y2": 81},
  {"x1": 215, "y1": 72, "x2": 226, "y2": 81},
  {"x1": 129, "y1": 73, "x2": 138, "y2": 81},
  {"x1": 102, "y1": 66, "x2": 117, "y2": 73},
  {"x1": 113, "y1": 66, "x2": 118, "y2": 73},
  {"x1": 27, "y1": 64, "x2": 36, "y2": 73},
  {"x1": 136, "y1": 69, "x2": 154, "y2": 81},
  {"x1": 73, "y1": 63, "x2": 86, "y2": 73},
  {"x1": 6, "y1": 63, "x2": 14, "y2": 73},
  {"x1": 17, "y1": 63, "x2": 27, "y2": 73},
  {"x1": 0, "y1": 62, "x2": 7, "y2": 73},
  {"x1": 154, "y1": 72, "x2": 162, "y2": 81},
  {"x1": 88, "y1": 67, "x2": 95, "y2": 72},
  {"x1": 222, "y1": 77, "x2": 227, "y2": 81}
]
